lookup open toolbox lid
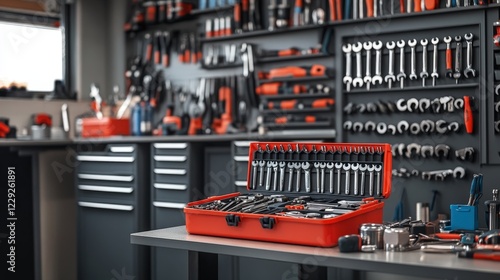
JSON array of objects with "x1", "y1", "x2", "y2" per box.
[{"x1": 245, "y1": 142, "x2": 392, "y2": 200}]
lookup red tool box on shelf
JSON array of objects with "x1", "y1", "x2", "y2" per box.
[
  {"x1": 184, "y1": 142, "x2": 392, "y2": 247},
  {"x1": 81, "y1": 117, "x2": 130, "y2": 138}
]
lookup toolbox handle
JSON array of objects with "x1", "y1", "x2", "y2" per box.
[
  {"x1": 259, "y1": 217, "x2": 276, "y2": 230},
  {"x1": 225, "y1": 214, "x2": 240, "y2": 227}
]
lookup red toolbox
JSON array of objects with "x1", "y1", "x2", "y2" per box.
[
  {"x1": 184, "y1": 142, "x2": 392, "y2": 247},
  {"x1": 81, "y1": 117, "x2": 130, "y2": 138}
]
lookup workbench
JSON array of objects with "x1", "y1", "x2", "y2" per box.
[{"x1": 131, "y1": 225, "x2": 500, "y2": 280}]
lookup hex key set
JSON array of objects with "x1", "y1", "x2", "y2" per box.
[{"x1": 184, "y1": 142, "x2": 392, "y2": 247}]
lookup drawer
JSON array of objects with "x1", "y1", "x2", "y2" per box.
[
  {"x1": 77, "y1": 160, "x2": 135, "y2": 174},
  {"x1": 77, "y1": 174, "x2": 136, "y2": 190},
  {"x1": 151, "y1": 201, "x2": 186, "y2": 228},
  {"x1": 233, "y1": 141, "x2": 251, "y2": 156},
  {"x1": 234, "y1": 161, "x2": 249, "y2": 182},
  {"x1": 153, "y1": 182, "x2": 193, "y2": 203},
  {"x1": 153, "y1": 143, "x2": 188, "y2": 156},
  {"x1": 154, "y1": 173, "x2": 189, "y2": 185},
  {"x1": 153, "y1": 155, "x2": 188, "y2": 169}
]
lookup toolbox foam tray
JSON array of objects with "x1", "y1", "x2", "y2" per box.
[{"x1": 185, "y1": 142, "x2": 392, "y2": 247}]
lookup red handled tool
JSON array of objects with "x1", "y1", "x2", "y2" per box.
[
  {"x1": 266, "y1": 98, "x2": 334, "y2": 110},
  {"x1": 255, "y1": 83, "x2": 307, "y2": 95},
  {"x1": 464, "y1": 96, "x2": 473, "y2": 134},
  {"x1": 267, "y1": 65, "x2": 332, "y2": 79}
]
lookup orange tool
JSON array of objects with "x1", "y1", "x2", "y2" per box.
[
  {"x1": 464, "y1": 96, "x2": 473, "y2": 134},
  {"x1": 154, "y1": 32, "x2": 161, "y2": 64},
  {"x1": 266, "y1": 98, "x2": 334, "y2": 110},
  {"x1": 212, "y1": 83, "x2": 233, "y2": 134},
  {"x1": 188, "y1": 117, "x2": 203, "y2": 135},
  {"x1": 400, "y1": 0, "x2": 405, "y2": 13},
  {"x1": 329, "y1": 0, "x2": 337, "y2": 21},
  {"x1": 336, "y1": 0, "x2": 343, "y2": 20},
  {"x1": 234, "y1": 0, "x2": 241, "y2": 32},
  {"x1": 268, "y1": 65, "x2": 329, "y2": 79},
  {"x1": 433, "y1": 233, "x2": 478, "y2": 242},
  {"x1": 274, "y1": 115, "x2": 319, "y2": 124},
  {"x1": 414, "y1": 0, "x2": 422, "y2": 12},
  {"x1": 459, "y1": 251, "x2": 500, "y2": 262},
  {"x1": 145, "y1": 34, "x2": 153, "y2": 62},
  {"x1": 367, "y1": 0, "x2": 374, "y2": 17},
  {"x1": 425, "y1": 0, "x2": 438, "y2": 10},
  {"x1": 444, "y1": 36, "x2": 453, "y2": 78}
]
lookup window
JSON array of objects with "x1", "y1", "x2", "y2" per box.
[{"x1": 0, "y1": 21, "x2": 63, "y2": 92}]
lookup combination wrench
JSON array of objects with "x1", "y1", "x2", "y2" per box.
[
  {"x1": 352, "y1": 42, "x2": 364, "y2": 88},
  {"x1": 385, "y1": 41, "x2": 396, "y2": 89},
  {"x1": 372, "y1": 40, "x2": 383, "y2": 85}
]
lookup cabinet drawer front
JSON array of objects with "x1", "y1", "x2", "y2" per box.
[
  {"x1": 154, "y1": 168, "x2": 187, "y2": 175},
  {"x1": 78, "y1": 201, "x2": 134, "y2": 211},
  {"x1": 154, "y1": 188, "x2": 192, "y2": 203},
  {"x1": 78, "y1": 184, "x2": 134, "y2": 194},
  {"x1": 77, "y1": 161, "x2": 135, "y2": 175},
  {"x1": 153, "y1": 143, "x2": 189, "y2": 156},
  {"x1": 154, "y1": 173, "x2": 189, "y2": 184},
  {"x1": 153, "y1": 156, "x2": 188, "y2": 169},
  {"x1": 78, "y1": 173, "x2": 134, "y2": 182},
  {"x1": 76, "y1": 155, "x2": 135, "y2": 162}
]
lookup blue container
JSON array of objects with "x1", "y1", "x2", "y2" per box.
[{"x1": 450, "y1": 204, "x2": 478, "y2": 230}]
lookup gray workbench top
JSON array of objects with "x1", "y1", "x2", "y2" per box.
[
  {"x1": 0, "y1": 138, "x2": 73, "y2": 147},
  {"x1": 131, "y1": 226, "x2": 500, "y2": 280}
]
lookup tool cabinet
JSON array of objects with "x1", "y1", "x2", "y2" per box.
[
  {"x1": 150, "y1": 142, "x2": 203, "y2": 280},
  {"x1": 75, "y1": 144, "x2": 149, "y2": 280}
]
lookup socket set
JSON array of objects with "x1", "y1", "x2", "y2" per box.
[{"x1": 184, "y1": 142, "x2": 393, "y2": 247}]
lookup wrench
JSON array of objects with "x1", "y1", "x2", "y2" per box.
[
  {"x1": 374, "y1": 165, "x2": 382, "y2": 196},
  {"x1": 385, "y1": 41, "x2": 396, "y2": 89},
  {"x1": 294, "y1": 162, "x2": 302, "y2": 192},
  {"x1": 265, "y1": 161, "x2": 273, "y2": 191},
  {"x1": 320, "y1": 163, "x2": 326, "y2": 193},
  {"x1": 314, "y1": 162, "x2": 321, "y2": 193},
  {"x1": 453, "y1": 36, "x2": 462, "y2": 84},
  {"x1": 420, "y1": 39, "x2": 429, "y2": 87},
  {"x1": 327, "y1": 163, "x2": 334, "y2": 193},
  {"x1": 372, "y1": 40, "x2": 383, "y2": 85},
  {"x1": 352, "y1": 163, "x2": 360, "y2": 195},
  {"x1": 258, "y1": 160, "x2": 265, "y2": 188},
  {"x1": 303, "y1": 162, "x2": 311, "y2": 192},
  {"x1": 367, "y1": 164, "x2": 375, "y2": 196},
  {"x1": 363, "y1": 41, "x2": 373, "y2": 90},
  {"x1": 279, "y1": 162, "x2": 286, "y2": 191},
  {"x1": 287, "y1": 162, "x2": 294, "y2": 191},
  {"x1": 463, "y1": 33, "x2": 476, "y2": 78},
  {"x1": 343, "y1": 44, "x2": 353, "y2": 92},
  {"x1": 335, "y1": 162, "x2": 343, "y2": 194},
  {"x1": 408, "y1": 39, "x2": 418, "y2": 80},
  {"x1": 272, "y1": 161, "x2": 278, "y2": 191},
  {"x1": 444, "y1": 36, "x2": 453, "y2": 78},
  {"x1": 352, "y1": 42, "x2": 364, "y2": 88},
  {"x1": 343, "y1": 163, "x2": 351, "y2": 195},
  {"x1": 396, "y1": 40, "x2": 406, "y2": 89},
  {"x1": 359, "y1": 164, "x2": 367, "y2": 196},
  {"x1": 252, "y1": 160, "x2": 258, "y2": 189},
  {"x1": 431, "y1": 37, "x2": 439, "y2": 86}
]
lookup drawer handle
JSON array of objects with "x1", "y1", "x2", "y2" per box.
[
  {"x1": 154, "y1": 183, "x2": 187, "y2": 190},
  {"x1": 233, "y1": 156, "x2": 248, "y2": 162},
  {"x1": 153, "y1": 143, "x2": 188, "y2": 149},
  {"x1": 78, "y1": 173, "x2": 134, "y2": 182},
  {"x1": 152, "y1": 201, "x2": 186, "y2": 209},
  {"x1": 109, "y1": 146, "x2": 135, "y2": 153},
  {"x1": 154, "y1": 168, "x2": 187, "y2": 175},
  {"x1": 235, "y1": 181, "x2": 247, "y2": 187},
  {"x1": 76, "y1": 155, "x2": 135, "y2": 163},
  {"x1": 78, "y1": 201, "x2": 133, "y2": 211},
  {"x1": 78, "y1": 184, "x2": 133, "y2": 193},
  {"x1": 234, "y1": 141, "x2": 252, "y2": 147},
  {"x1": 154, "y1": 156, "x2": 187, "y2": 162}
]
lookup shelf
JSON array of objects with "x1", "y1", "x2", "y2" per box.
[
  {"x1": 258, "y1": 53, "x2": 332, "y2": 64},
  {"x1": 259, "y1": 75, "x2": 333, "y2": 84},
  {"x1": 199, "y1": 24, "x2": 326, "y2": 43},
  {"x1": 346, "y1": 82, "x2": 479, "y2": 94},
  {"x1": 260, "y1": 107, "x2": 334, "y2": 115},
  {"x1": 260, "y1": 93, "x2": 332, "y2": 100},
  {"x1": 263, "y1": 122, "x2": 332, "y2": 129},
  {"x1": 200, "y1": 53, "x2": 331, "y2": 70},
  {"x1": 190, "y1": 6, "x2": 234, "y2": 16}
]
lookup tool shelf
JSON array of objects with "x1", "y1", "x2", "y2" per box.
[
  {"x1": 199, "y1": 24, "x2": 326, "y2": 43},
  {"x1": 259, "y1": 107, "x2": 334, "y2": 115},
  {"x1": 190, "y1": 5, "x2": 234, "y2": 16},
  {"x1": 200, "y1": 53, "x2": 332, "y2": 70},
  {"x1": 345, "y1": 82, "x2": 480, "y2": 94},
  {"x1": 261, "y1": 122, "x2": 333, "y2": 130},
  {"x1": 258, "y1": 75, "x2": 333, "y2": 85},
  {"x1": 260, "y1": 93, "x2": 331, "y2": 100}
]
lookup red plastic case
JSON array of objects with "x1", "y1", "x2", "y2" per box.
[
  {"x1": 185, "y1": 142, "x2": 392, "y2": 247},
  {"x1": 81, "y1": 118, "x2": 130, "y2": 138}
]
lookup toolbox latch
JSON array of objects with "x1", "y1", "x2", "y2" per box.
[
  {"x1": 259, "y1": 217, "x2": 275, "y2": 229},
  {"x1": 225, "y1": 214, "x2": 240, "y2": 227}
]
